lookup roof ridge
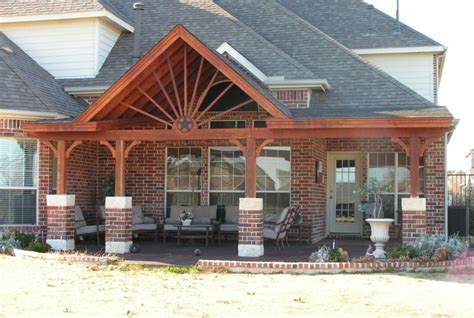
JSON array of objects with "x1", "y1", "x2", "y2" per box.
[
  {"x1": 0, "y1": 33, "x2": 54, "y2": 113},
  {"x1": 212, "y1": 0, "x2": 316, "y2": 79},
  {"x1": 367, "y1": 1, "x2": 443, "y2": 48},
  {"x1": 267, "y1": 0, "x2": 435, "y2": 107}
]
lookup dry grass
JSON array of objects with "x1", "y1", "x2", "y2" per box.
[{"x1": 0, "y1": 255, "x2": 473, "y2": 317}]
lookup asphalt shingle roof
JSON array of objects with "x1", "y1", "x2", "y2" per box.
[
  {"x1": 0, "y1": 0, "x2": 131, "y2": 25},
  {"x1": 275, "y1": 0, "x2": 442, "y2": 50},
  {"x1": 0, "y1": 32, "x2": 85, "y2": 117},
  {"x1": 215, "y1": 0, "x2": 451, "y2": 119}
]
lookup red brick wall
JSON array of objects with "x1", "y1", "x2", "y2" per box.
[{"x1": 271, "y1": 90, "x2": 309, "y2": 108}]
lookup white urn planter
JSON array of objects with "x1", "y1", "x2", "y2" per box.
[{"x1": 366, "y1": 218, "x2": 394, "y2": 259}]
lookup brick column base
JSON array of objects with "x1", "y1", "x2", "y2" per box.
[
  {"x1": 402, "y1": 198, "x2": 427, "y2": 244},
  {"x1": 238, "y1": 198, "x2": 264, "y2": 257},
  {"x1": 105, "y1": 197, "x2": 132, "y2": 254},
  {"x1": 46, "y1": 195, "x2": 76, "y2": 251}
]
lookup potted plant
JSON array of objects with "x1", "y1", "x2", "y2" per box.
[
  {"x1": 180, "y1": 210, "x2": 194, "y2": 226},
  {"x1": 354, "y1": 178, "x2": 394, "y2": 259}
]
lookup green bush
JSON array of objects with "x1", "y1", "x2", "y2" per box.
[
  {"x1": 14, "y1": 232, "x2": 36, "y2": 249},
  {"x1": 328, "y1": 248, "x2": 342, "y2": 262},
  {"x1": 387, "y1": 244, "x2": 417, "y2": 260},
  {"x1": 27, "y1": 242, "x2": 51, "y2": 253}
]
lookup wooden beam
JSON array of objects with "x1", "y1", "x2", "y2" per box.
[
  {"x1": 183, "y1": 44, "x2": 188, "y2": 116},
  {"x1": 115, "y1": 140, "x2": 126, "y2": 196},
  {"x1": 65, "y1": 141, "x2": 82, "y2": 159},
  {"x1": 167, "y1": 58, "x2": 183, "y2": 117},
  {"x1": 197, "y1": 98, "x2": 253, "y2": 127},
  {"x1": 56, "y1": 140, "x2": 67, "y2": 194},
  {"x1": 229, "y1": 139, "x2": 247, "y2": 157},
  {"x1": 195, "y1": 82, "x2": 234, "y2": 122},
  {"x1": 42, "y1": 140, "x2": 58, "y2": 157},
  {"x1": 246, "y1": 137, "x2": 257, "y2": 198},
  {"x1": 125, "y1": 140, "x2": 141, "y2": 158},
  {"x1": 100, "y1": 140, "x2": 116, "y2": 158},
  {"x1": 120, "y1": 102, "x2": 173, "y2": 127},
  {"x1": 30, "y1": 127, "x2": 449, "y2": 142},
  {"x1": 256, "y1": 139, "x2": 274, "y2": 157},
  {"x1": 137, "y1": 86, "x2": 175, "y2": 121},
  {"x1": 409, "y1": 136, "x2": 420, "y2": 198},
  {"x1": 155, "y1": 72, "x2": 181, "y2": 119},
  {"x1": 391, "y1": 137, "x2": 410, "y2": 155},
  {"x1": 189, "y1": 57, "x2": 204, "y2": 116},
  {"x1": 190, "y1": 70, "x2": 219, "y2": 119}
]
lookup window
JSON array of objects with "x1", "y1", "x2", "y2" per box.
[
  {"x1": 209, "y1": 146, "x2": 291, "y2": 216},
  {"x1": 257, "y1": 147, "x2": 291, "y2": 215},
  {"x1": 368, "y1": 153, "x2": 424, "y2": 222},
  {"x1": 0, "y1": 138, "x2": 38, "y2": 225},
  {"x1": 165, "y1": 148, "x2": 202, "y2": 217},
  {"x1": 210, "y1": 120, "x2": 246, "y2": 129},
  {"x1": 253, "y1": 120, "x2": 267, "y2": 128},
  {"x1": 209, "y1": 147, "x2": 246, "y2": 208}
]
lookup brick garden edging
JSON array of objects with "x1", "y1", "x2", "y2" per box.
[
  {"x1": 196, "y1": 257, "x2": 474, "y2": 274},
  {"x1": 12, "y1": 248, "x2": 112, "y2": 265}
]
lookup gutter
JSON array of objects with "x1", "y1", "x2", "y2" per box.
[
  {"x1": 444, "y1": 132, "x2": 449, "y2": 241},
  {"x1": 0, "y1": 109, "x2": 69, "y2": 120},
  {"x1": 64, "y1": 86, "x2": 110, "y2": 96},
  {"x1": 264, "y1": 79, "x2": 330, "y2": 92}
]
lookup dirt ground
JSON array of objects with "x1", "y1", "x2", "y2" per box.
[{"x1": 0, "y1": 256, "x2": 473, "y2": 318}]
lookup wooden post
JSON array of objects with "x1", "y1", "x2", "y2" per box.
[
  {"x1": 56, "y1": 140, "x2": 67, "y2": 194},
  {"x1": 246, "y1": 137, "x2": 257, "y2": 198},
  {"x1": 409, "y1": 136, "x2": 420, "y2": 198},
  {"x1": 115, "y1": 140, "x2": 126, "y2": 196}
]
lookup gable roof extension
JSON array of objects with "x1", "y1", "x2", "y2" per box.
[
  {"x1": 215, "y1": 0, "x2": 451, "y2": 119},
  {"x1": 0, "y1": 0, "x2": 133, "y2": 31},
  {"x1": 0, "y1": 32, "x2": 85, "y2": 118},
  {"x1": 275, "y1": 0, "x2": 442, "y2": 50}
]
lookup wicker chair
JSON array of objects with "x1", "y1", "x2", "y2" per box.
[{"x1": 263, "y1": 206, "x2": 299, "y2": 248}]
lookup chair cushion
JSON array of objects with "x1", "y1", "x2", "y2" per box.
[
  {"x1": 164, "y1": 224, "x2": 178, "y2": 231},
  {"x1": 220, "y1": 224, "x2": 239, "y2": 232},
  {"x1": 193, "y1": 217, "x2": 211, "y2": 225},
  {"x1": 169, "y1": 206, "x2": 193, "y2": 222},
  {"x1": 99, "y1": 206, "x2": 106, "y2": 221},
  {"x1": 75, "y1": 206, "x2": 87, "y2": 228},
  {"x1": 263, "y1": 214, "x2": 278, "y2": 223},
  {"x1": 142, "y1": 216, "x2": 155, "y2": 224},
  {"x1": 193, "y1": 205, "x2": 217, "y2": 220},
  {"x1": 133, "y1": 223, "x2": 157, "y2": 231},
  {"x1": 76, "y1": 224, "x2": 105, "y2": 236},
  {"x1": 132, "y1": 206, "x2": 144, "y2": 224},
  {"x1": 263, "y1": 227, "x2": 278, "y2": 240},
  {"x1": 165, "y1": 218, "x2": 180, "y2": 225},
  {"x1": 225, "y1": 206, "x2": 239, "y2": 224}
]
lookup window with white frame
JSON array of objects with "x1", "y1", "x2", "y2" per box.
[
  {"x1": 257, "y1": 147, "x2": 291, "y2": 215},
  {"x1": 208, "y1": 146, "x2": 291, "y2": 216},
  {"x1": 165, "y1": 148, "x2": 202, "y2": 217},
  {"x1": 209, "y1": 147, "x2": 246, "y2": 207},
  {"x1": 210, "y1": 120, "x2": 246, "y2": 129},
  {"x1": 368, "y1": 153, "x2": 424, "y2": 222},
  {"x1": 0, "y1": 138, "x2": 38, "y2": 225}
]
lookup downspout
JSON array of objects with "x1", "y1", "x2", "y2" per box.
[{"x1": 444, "y1": 132, "x2": 449, "y2": 241}]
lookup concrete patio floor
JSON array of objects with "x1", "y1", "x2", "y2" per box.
[{"x1": 77, "y1": 237, "x2": 400, "y2": 266}]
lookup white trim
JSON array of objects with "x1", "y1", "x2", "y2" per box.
[
  {"x1": 105, "y1": 196, "x2": 132, "y2": 209},
  {"x1": 0, "y1": 109, "x2": 69, "y2": 120},
  {"x1": 217, "y1": 42, "x2": 269, "y2": 82},
  {"x1": 64, "y1": 86, "x2": 109, "y2": 95},
  {"x1": 105, "y1": 241, "x2": 132, "y2": 254},
  {"x1": 354, "y1": 46, "x2": 446, "y2": 55},
  {"x1": 238, "y1": 244, "x2": 264, "y2": 257},
  {"x1": 401, "y1": 198, "x2": 427, "y2": 212},
  {"x1": 265, "y1": 79, "x2": 330, "y2": 91},
  {"x1": 47, "y1": 195, "x2": 75, "y2": 207},
  {"x1": 0, "y1": 11, "x2": 134, "y2": 32},
  {"x1": 239, "y1": 198, "x2": 263, "y2": 211},
  {"x1": 47, "y1": 239, "x2": 75, "y2": 251}
]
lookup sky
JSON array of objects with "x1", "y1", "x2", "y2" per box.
[{"x1": 366, "y1": 0, "x2": 474, "y2": 172}]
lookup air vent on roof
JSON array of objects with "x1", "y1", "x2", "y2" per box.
[
  {"x1": 132, "y1": 2, "x2": 145, "y2": 64},
  {"x1": 366, "y1": 5, "x2": 375, "y2": 36},
  {"x1": 0, "y1": 46, "x2": 13, "y2": 54}
]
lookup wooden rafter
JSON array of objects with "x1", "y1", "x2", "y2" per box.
[
  {"x1": 195, "y1": 82, "x2": 234, "y2": 122},
  {"x1": 391, "y1": 138, "x2": 410, "y2": 155},
  {"x1": 137, "y1": 86, "x2": 174, "y2": 121},
  {"x1": 256, "y1": 139, "x2": 274, "y2": 157},
  {"x1": 167, "y1": 57, "x2": 183, "y2": 117},
  {"x1": 100, "y1": 140, "x2": 116, "y2": 158},
  {"x1": 120, "y1": 102, "x2": 173, "y2": 127},
  {"x1": 197, "y1": 98, "x2": 254, "y2": 127},
  {"x1": 42, "y1": 140, "x2": 58, "y2": 157},
  {"x1": 190, "y1": 70, "x2": 219, "y2": 118},
  {"x1": 189, "y1": 57, "x2": 204, "y2": 115},
  {"x1": 183, "y1": 44, "x2": 188, "y2": 116},
  {"x1": 154, "y1": 71, "x2": 180, "y2": 119}
]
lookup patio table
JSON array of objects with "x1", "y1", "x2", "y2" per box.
[{"x1": 176, "y1": 224, "x2": 213, "y2": 247}]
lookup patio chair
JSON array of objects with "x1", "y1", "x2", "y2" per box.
[
  {"x1": 263, "y1": 206, "x2": 298, "y2": 249},
  {"x1": 99, "y1": 205, "x2": 158, "y2": 242},
  {"x1": 218, "y1": 205, "x2": 239, "y2": 244},
  {"x1": 75, "y1": 206, "x2": 105, "y2": 243}
]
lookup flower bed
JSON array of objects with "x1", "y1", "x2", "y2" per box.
[{"x1": 196, "y1": 257, "x2": 474, "y2": 274}]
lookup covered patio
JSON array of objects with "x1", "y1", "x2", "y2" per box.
[{"x1": 23, "y1": 25, "x2": 453, "y2": 256}]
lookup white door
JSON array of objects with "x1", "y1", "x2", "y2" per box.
[{"x1": 327, "y1": 153, "x2": 363, "y2": 234}]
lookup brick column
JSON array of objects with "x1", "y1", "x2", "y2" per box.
[
  {"x1": 46, "y1": 195, "x2": 75, "y2": 251},
  {"x1": 402, "y1": 198, "x2": 427, "y2": 243},
  {"x1": 105, "y1": 197, "x2": 133, "y2": 254},
  {"x1": 238, "y1": 198, "x2": 264, "y2": 257}
]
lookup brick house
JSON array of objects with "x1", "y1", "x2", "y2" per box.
[{"x1": 0, "y1": 1, "x2": 455, "y2": 255}]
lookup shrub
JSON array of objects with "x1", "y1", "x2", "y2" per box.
[
  {"x1": 309, "y1": 246, "x2": 348, "y2": 262},
  {"x1": 27, "y1": 242, "x2": 51, "y2": 253},
  {"x1": 0, "y1": 231, "x2": 21, "y2": 251},
  {"x1": 14, "y1": 232, "x2": 36, "y2": 249},
  {"x1": 387, "y1": 244, "x2": 417, "y2": 260},
  {"x1": 409, "y1": 234, "x2": 468, "y2": 260}
]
